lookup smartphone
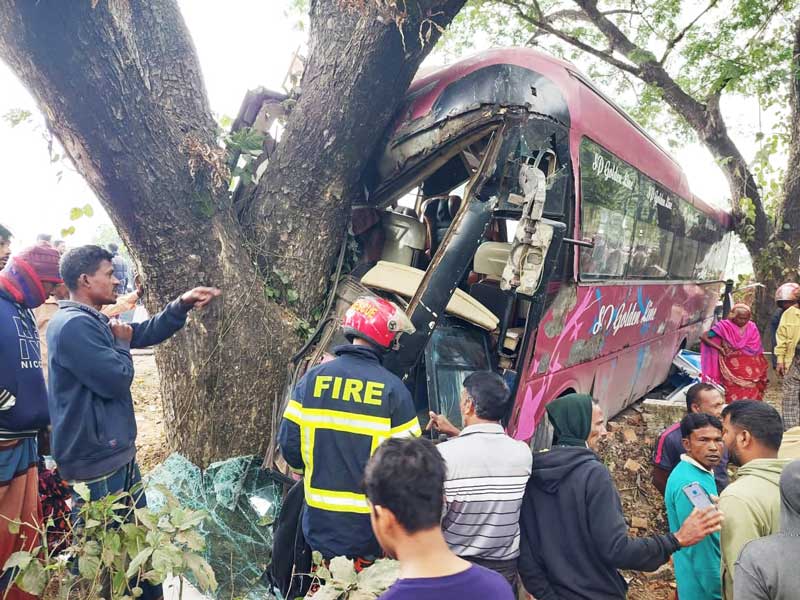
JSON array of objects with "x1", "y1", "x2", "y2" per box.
[{"x1": 682, "y1": 482, "x2": 715, "y2": 510}]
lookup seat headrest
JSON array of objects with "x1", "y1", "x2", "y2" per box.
[{"x1": 473, "y1": 241, "x2": 512, "y2": 279}]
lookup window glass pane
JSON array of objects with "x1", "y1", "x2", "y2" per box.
[
  {"x1": 516, "y1": 127, "x2": 571, "y2": 218},
  {"x1": 669, "y1": 201, "x2": 700, "y2": 278},
  {"x1": 694, "y1": 223, "x2": 729, "y2": 280},
  {"x1": 628, "y1": 177, "x2": 674, "y2": 278},
  {"x1": 579, "y1": 139, "x2": 637, "y2": 278}
]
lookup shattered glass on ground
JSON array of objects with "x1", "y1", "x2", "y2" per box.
[{"x1": 146, "y1": 454, "x2": 283, "y2": 599}]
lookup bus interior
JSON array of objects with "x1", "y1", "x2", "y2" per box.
[{"x1": 299, "y1": 117, "x2": 573, "y2": 430}]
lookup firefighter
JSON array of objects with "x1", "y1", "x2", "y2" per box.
[{"x1": 277, "y1": 296, "x2": 421, "y2": 563}]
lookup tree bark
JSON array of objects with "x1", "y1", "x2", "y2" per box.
[
  {"x1": 0, "y1": 0, "x2": 466, "y2": 464},
  {"x1": 756, "y1": 15, "x2": 800, "y2": 335},
  {"x1": 241, "y1": 0, "x2": 466, "y2": 319},
  {"x1": 0, "y1": 0, "x2": 297, "y2": 465}
]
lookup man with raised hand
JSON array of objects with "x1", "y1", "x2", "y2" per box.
[{"x1": 427, "y1": 371, "x2": 531, "y2": 587}]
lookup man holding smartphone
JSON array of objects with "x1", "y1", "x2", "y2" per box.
[{"x1": 664, "y1": 412, "x2": 725, "y2": 600}]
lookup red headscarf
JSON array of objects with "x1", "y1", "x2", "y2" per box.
[{"x1": 0, "y1": 246, "x2": 63, "y2": 308}]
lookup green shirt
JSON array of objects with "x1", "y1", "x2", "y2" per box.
[{"x1": 665, "y1": 456, "x2": 721, "y2": 600}]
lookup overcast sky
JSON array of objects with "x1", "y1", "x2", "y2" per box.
[{"x1": 0, "y1": 1, "x2": 770, "y2": 275}]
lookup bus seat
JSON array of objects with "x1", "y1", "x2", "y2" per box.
[
  {"x1": 473, "y1": 241, "x2": 512, "y2": 281},
  {"x1": 380, "y1": 209, "x2": 426, "y2": 266},
  {"x1": 360, "y1": 261, "x2": 499, "y2": 331},
  {"x1": 470, "y1": 241, "x2": 515, "y2": 349}
]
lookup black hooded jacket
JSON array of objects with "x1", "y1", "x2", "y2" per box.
[{"x1": 518, "y1": 446, "x2": 680, "y2": 600}]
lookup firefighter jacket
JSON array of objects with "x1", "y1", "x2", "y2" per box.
[{"x1": 277, "y1": 344, "x2": 421, "y2": 559}]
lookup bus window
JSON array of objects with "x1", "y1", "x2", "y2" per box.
[
  {"x1": 628, "y1": 176, "x2": 674, "y2": 279},
  {"x1": 694, "y1": 214, "x2": 727, "y2": 280},
  {"x1": 669, "y1": 200, "x2": 700, "y2": 279},
  {"x1": 579, "y1": 139, "x2": 637, "y2": 279},
  {"x1": 514, "y1": 127, "x2": 571, "y2": 219}
]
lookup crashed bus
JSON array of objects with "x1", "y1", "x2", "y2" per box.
[{"x1": 241, "y1": 47, "x2": 733, "y2": 448}]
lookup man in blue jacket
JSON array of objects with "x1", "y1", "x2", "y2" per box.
[
  {"x1": 47, "y1": 245, "x2": 218, "y2": 508},
  {"x1": 0, "y1": 244, "x2": 63, "y2": 597}
]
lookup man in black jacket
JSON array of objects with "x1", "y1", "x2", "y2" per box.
[{"x1": 518, "y1": 394, "x2": 723, "y2": 600}]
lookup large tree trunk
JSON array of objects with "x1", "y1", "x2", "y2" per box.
[
  {"x1": 0, "y1": 0, "x2": 298, "y2": 466},
  {"x1": 241, "y1": 0, "x2": 466, "y2": 319},
  {"x1": 757, "y1": 15, "x2": 800, "y2": 338},
  {"x1": 0, "y1": 0, "x2": 465, "y2": 464}
]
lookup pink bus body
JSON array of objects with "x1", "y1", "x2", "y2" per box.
[
  {"x1": 272, "y1": 47, "x2": 734, "y2": 444},
  {"x1": 378, "y1": 49, "x2": 732, "y2": 440}
]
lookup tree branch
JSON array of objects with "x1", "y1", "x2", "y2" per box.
[
  {"x1": 659, "y1": 0, "x2": 719, "y2": 65},
  {"x1": 500, "y1": 0, "x2": 641, "y2": 75}
]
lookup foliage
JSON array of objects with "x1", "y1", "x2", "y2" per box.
[
  {"x1": 57, "y1": 203, "x2": 96, "y2": 238},
  {"x1": 305, "y1": 552, "x2": 399, "y2": 599},
  {"x1": 224, "y1": 126, "x2": 266, "y2": 187},
  {"x1": 265, "y1": 267, "x2": 300, "y2": 306},
  {"x1": 2, "y1": 108, "x2": 32, "y2": 127},
  {"x1": 2, "y1": 485, "x2": 216, "y2": 600}
]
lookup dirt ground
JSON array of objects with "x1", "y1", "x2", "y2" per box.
[
  {"x1": 131, "y1": 355, "x2": 783, "y2": 599},
  {"x1": 131, "y1": 351, "x2": 169, "y2": 472}
]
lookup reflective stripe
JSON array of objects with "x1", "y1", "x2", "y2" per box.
[
  {"x1": 390, "y1": 417, "x2": 422, "y2": 438},
  {"x1": 299, "y1": 409, "x2": 391, "y2": 437},
  {"x1": 287, "y1": 402, "x2": 419, "y2": 514},
  {"x1": 283, "y1": 400, "x2": 303, "y2": 425},
  {"x1": 305, "y1": 486, "x2": 371, "y2": 514}
]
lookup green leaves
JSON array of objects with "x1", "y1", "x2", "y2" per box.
[
  {"x1": 18, "y1": 559, "x2": 46, "y2": 596},
  {"x1": 226, "y1": 127, "x2": 265, "y2": 157},
  {"x1": 2, "y1": 108, "x2": 32, "y2": 128},
  {"x1": 126, "y1": 548, "x2": 153, "y2": 579},
  {"x1": 184, "y1": 553, "x2": 218, "y2": 592},
  {"x1": 79, "y1": 554, "x2": 102, "y2": 580},
  {"x1": 69, "y1": 204, "x2": 94, "y2": 221},
  {"x1": 309, "y1": 556, "x2": 399, "y2": 599},
  {"x1": 355, "y1": 559, "x2": 400, "y2": 594},
  {"x1": 266, "y1": 268, "x2": 301, "y2": 307},
  {"x1": 3, "y1": 551, "x2": 32, "y2": 572},
  {"x1": 329, "y1": 556, "x2": 357, "y2": 587},
  {"x1": 2, "y1": 485, "x2": 215, "y2": 600}
]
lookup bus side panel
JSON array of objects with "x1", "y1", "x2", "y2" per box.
[{"x1": 510, "y1": 280, "x2": 720, "y2": 440}]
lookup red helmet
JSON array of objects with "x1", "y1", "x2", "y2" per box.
[
  {"x1": 776, "y1": 282, "x2": 800, "y2": 302},
  {"x1": 342, "y1": 296, "x2": 415, "y2": 349}
]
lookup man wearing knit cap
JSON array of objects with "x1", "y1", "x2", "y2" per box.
[{"x1": 0, "y1": 245, "x2": 62, "y2": 599}]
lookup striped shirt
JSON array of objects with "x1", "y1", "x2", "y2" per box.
[{"x1": 437, "y1": 423, "x2": 532, "y2": 560}]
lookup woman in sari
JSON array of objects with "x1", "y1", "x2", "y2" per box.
[{"x1": 700, "y1": 304, "x2": 768, "y2": 402}]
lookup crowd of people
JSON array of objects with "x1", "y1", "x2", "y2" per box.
[
  {"x1": 3, "y1": 218, "x2": 800, "y2": 600},
  {"x1": 0, "y1": 225, "x2": 219, "y2": 599},
  {"x1": 272, "y1": 293, "x2": 800, "y2": 600}
]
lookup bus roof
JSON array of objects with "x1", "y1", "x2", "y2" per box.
[{"x1": 397, "y1": 47, "x2": 730, "y2": 227}]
